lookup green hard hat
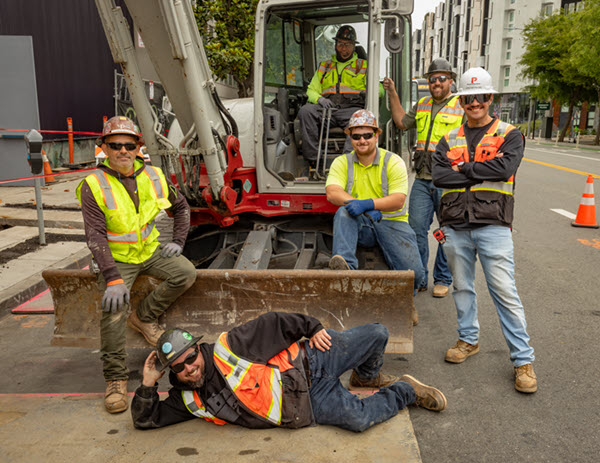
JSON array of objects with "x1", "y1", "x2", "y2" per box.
[{"x1": 156, "y1": 328, "x2": 203, "y2": 371}]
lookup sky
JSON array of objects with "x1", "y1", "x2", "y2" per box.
[{"x1": 411, "y1": 0, "x2": 443, "y2": 30}]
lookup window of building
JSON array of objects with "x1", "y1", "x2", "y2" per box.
[
  {"x1": 505, "y1": 67, "x2": 510, "y2": 77},
  {"x1": 505, "y1": 39, "x2": 512, "y2": 60},
  {"x1": 507, "y1": 10, "x2": 514, "y2": 31},
  {"x1": 504, "y1": 78, "x2": 510, "y2": 87},
  {"x1": 542, "y1": 3, "x2": 553, "y2": 16}
]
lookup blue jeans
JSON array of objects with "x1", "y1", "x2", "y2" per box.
[
  {"x1": 332, "y1": 207, "x2": 426, "y2": 289},
  {"x1": 442, "y1": 225, "x2": 535, "y2": 366},
  {"x1": 408, "y1": 178, "x2": 452, "y2": 287},
  {"x1": 305, "y1": 324, "x2": 416, "y2": 432}
]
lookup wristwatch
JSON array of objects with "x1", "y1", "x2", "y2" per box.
[{"x1": 457, "y1": 161, "x2": 465, "y2": 171}]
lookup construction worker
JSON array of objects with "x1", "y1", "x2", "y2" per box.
[
  {"x1": 383, "y1": 58, "x2": 464, "y2": 298},
  {"x1": 131, "y1": 312, "x2": 447, "y2": 431},
  {"x1": 77, "y1": 116, "x2": 197, "y2": 414},
  {"x1": 431, "y1": 68, "x2": 537, "y2": 393},
  {"x1": 325, "y1": 110, "x2": 425, "y2": 291},
  {"x1": 297, "y1": 25, "x2": 370, "y2": 163}
]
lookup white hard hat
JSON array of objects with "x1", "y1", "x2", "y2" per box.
[{"x1": 457, "y1": 67, "x2": 497, "y2": 95}]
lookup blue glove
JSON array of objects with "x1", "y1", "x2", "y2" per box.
[
  {"x1": 318, "y1": 97, "x2": 334, "y2": 109},
  {"x1": 101, "y1": 283, "x2": 130, "y2": 313},
  {"x1": 161, "y1": 242, "x2": 183, "y2": 258},
  {"x1": 344, "y1": 199, "x2": 375, "y2": 217},
  {"x1": 364, "y1": 210, "x2": 382, "y2": 223}
]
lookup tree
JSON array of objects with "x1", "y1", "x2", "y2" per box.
[
  {"x1": 570, "y1": 0, "x2": 600, "y2": 145},
  {"x1": 520, "y1": 12, "x2": 595, "y2": 142},
  {"x1": 194, "y1": 0, "x2": 259, "y2": 98}
]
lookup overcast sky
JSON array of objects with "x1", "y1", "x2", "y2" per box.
[{"x1": 411, "y1": 0, "x2": 443, "y2": 30}]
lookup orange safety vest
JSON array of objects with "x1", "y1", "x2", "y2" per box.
[
  {"x1": 182, "y1": 390, "x2": 227, "y2": 425},
  {"x1": 212, "y1": 332, "x2": 303, "y2": 426}
]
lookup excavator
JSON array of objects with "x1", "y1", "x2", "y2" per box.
[{"x1": 43, "y1": 0, "x2": 417, "y2": 352}]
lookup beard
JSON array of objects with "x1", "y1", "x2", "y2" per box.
[{"x1": 181, "y1": 375, "x2": 205, "y2": 389}]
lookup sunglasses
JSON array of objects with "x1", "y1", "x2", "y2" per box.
[
  {"x1": 351, "y1": 132, "x2": 375, "y2": 140},
  {"x1": 170, "y1": 344, "x2": 199, "y2": 374},
  {"x1": 460, "y1": 94, "x2": 492, "y2": 105},
  {"x1": 428, "y1": 75, "x2": 450, "y2": 84},
  {"x1": 106, "y1": 142, "x2": 138, "y2": 151}
]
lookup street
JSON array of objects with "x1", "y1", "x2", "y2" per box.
[
  {"x1": 405, "y1": 142, "x2": 600, "y2": 462},
  {"x1": 0, "y1": 142, "x2": 598, "y2": 462}
]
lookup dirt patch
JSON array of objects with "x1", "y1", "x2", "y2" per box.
[{"x1": 0, "y1": 234, "x2": 86, "y2": 265}]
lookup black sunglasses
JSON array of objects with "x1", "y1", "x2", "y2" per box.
[
  {"x1": 106, "y1": 142, "x2": 138, "y2": 151},
  {"x1": 351, "y1": 132, "x2": 375, "y2": 140},
  {"x1": 170, "y1": 344, "x2": 199, "y2": 373},
  {"x1": 460, "y1": 94, "x2": 492, "y2": 105},
  {"x1": 428, "y1": 75, "x2": 450, "y2": 84}
]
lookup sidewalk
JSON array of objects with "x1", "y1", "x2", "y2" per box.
[{"x1": 0, "y1": 171, "x2": 91, "y2": 314}]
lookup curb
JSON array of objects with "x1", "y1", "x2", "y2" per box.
[{"x1": 0, "y1": 247, "x2": 91, "y2": 316}]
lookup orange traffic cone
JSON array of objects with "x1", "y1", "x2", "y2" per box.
[
  {"x1": 42, "y1": 149, "x2": 55, "y2": 183},
  {"x1": 572, "y1": 175, "x2": 599, "y2": 228}
]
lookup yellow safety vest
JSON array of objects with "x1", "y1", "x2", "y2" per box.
[
  {"x1": 76, "y1": 159, "x2": 171, "y2": 264},
  {"x1": 318, "y1": 54, "x2": 367, "y2": 97}
]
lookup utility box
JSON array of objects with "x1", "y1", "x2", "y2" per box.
[{"x1": 0, "y1": 36, "x2": 41, "y2": 187}]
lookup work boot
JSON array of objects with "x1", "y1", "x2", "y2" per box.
[
  {"x1": 432, "y1": 284, "x2": 449, "y2": 298},
  {"x1": 349, "y1": 371, "x2": 399, "y2": 389},
  {"x1": 445, "y1": 340, "x2": 479, "y2": 363},
  {"x1": 329, "y1": 254, "x2": 350, "y2": 270},
  {"x1": 514, "y1": 364, "x2": 537, "y2": 393},
  {"x1": 104, "y1": 380, "x2": 128, "y2": 414},
  {"x1": 412, "y1": 308, "x2": 419, "y2": 326},
  {"x1": 127, "y1": 311, "x2": 164, "y2": 347},
  {"x1": 399, "y1": 375, "x2": 447, "y2": 412}
]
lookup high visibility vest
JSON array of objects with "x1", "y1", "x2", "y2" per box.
[
  {"x1": 415, "y1": 95, "x2": 463, "y2": 175},
  {"x1": 212, "y1": 332, "x2": 303, "y2": 427},
  {"x1": 318, "y1": 54, "x2": 367, "y2": 97},
  {"x1": 182, "y1": 390, "x2": 227, "y2": 425},
  {"x1": 441, "y1": 119, "x2": 517, "y2": 198},
  {"x1": 345, "y1": 149, "x2": 408, "y2": 221},
  {"x1": 76, "y1": 160, "x2": 172, "y2": 264}
]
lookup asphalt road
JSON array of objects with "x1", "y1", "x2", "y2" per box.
[{"x1": 401, "y1": 142, "x2": 600, "y2": 462}]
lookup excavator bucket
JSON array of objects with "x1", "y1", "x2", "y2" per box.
[{"x1": 42, "y1": 269, "x2": 415, "y2": 353}]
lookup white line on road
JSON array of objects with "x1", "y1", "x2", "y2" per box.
[
  {"x1": 526, "y1": 147, "x2": 600, "y2": 162},
  {"x1": 551, "y1": 209, "x2": 576, "y2": 220}
]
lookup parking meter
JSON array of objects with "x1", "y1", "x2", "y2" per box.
[{"x1": 25, "y1": 129, "x2": 44, "y2": 174}]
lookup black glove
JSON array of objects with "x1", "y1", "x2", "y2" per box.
[
  {"x1": 160, "y1": 242, "x2": 183, "y2": 258},
  {"x1": 101, "y1": 283, "x2": 130, "y2": 313},
  {"x1": 318, "y1": 97, "x2": 334, "y2": 109}
]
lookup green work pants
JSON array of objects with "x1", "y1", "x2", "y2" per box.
[{"x1": 98, "y1": 248, "x2": 197, "y2": 381}]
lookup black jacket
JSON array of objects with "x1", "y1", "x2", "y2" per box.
[{"x1": 131, "y1": 312, "x2": 324, "y2": 429}]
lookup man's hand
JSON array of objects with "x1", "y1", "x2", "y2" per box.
[
  {"x1": 101, "y1": 283, "x2": 130, "y2": 313},
  {"x1": 364, "y1": 210, "x2": 382, "y2": 223},
  {"x1": 344, "y1": 199, "x2": 375, "y2": 217},
  {"x1": 309, "y1": 329, "x2": 332, "y2": 352},
  {"x1": 142, "y1": 350, "x2": 165, "y2": 387},
  {"x1": 382, "y1": 77, "x2": 397, "y2": 95},
  {"x1": 318, "y1": 97, "x2": 334, "y2": 109},
  {"x1": 160, "y1": 242, "x2": 183, "y2": 258}
]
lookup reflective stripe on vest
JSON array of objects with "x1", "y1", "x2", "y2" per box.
[
  {"x1": 442, "y1": 119, "x2": 516, "y2": 197},
  {"x1": 345, "y1": 149, "x2": 407, "y2": 219},
  {"x1": 213, "y1": 333, "x2": 283, "y2": 426},
  {"x1": 89, "y1": 170, "x2": 117, "y2": 210},
  {"x1": 143, "y1": 166, "x2": 167, "y2": 200},
  {"x1": 106, "y1": 220, "x2": 155, "y2": 244},
  {"x1": 182, "y1": 390, "x2": 226, "y2": 425}
]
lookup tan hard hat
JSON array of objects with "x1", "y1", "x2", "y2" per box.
[
  {"x1": 96, "y1": 116, "x2": 144, "y2": 147},
  {"x1": 344, "y1": 109, "x2": 383, "y2": 135}
]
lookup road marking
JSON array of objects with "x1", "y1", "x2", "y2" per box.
[
  {"x1": 578, "y1": 239, "x2": 600, "y2": 250},
  {"x1": 551, "y1": 209, "x2": 576, "y2": 220},
  {"x1": 526, "y1": 147, "x2": 600, "y2": 162},
  {"x1": 523, "y1": 158, "x2": 600, "y2": 178}
]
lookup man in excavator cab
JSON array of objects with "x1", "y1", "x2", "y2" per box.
[
  {"x1": 324, "y1": 110, "x2": 425, "y2": 291},
  {"x1": 77, "y1": 116, "x2": 197, "y2": 414},
  {"x1": 297, "y1": 25, "x2": 369, "y2": 167}
]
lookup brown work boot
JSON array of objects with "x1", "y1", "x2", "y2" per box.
[
  {"x1": 514, "y1": 364, "x2": 537, "y2": 393},
  {"x1": 432, "y1": 284, "x2": 449, "y2": 298},
  {"x1": 412, "y1": 308, "x2": 419, "y2": 326},
  {"x1": 445, "y1": 340, "x2": 479, "y2": 363},
  {"x1": 349, "y1": 371, "x2": 399, "y2": 389},
  {"x1": 127, "y1": 311, "x2": 164, "y2": 347},
  {"x1": 329, "y1": 254, "x2": 350, "y2": 270},
  {"x1": 104, "y1": 380, "x2": 128, "y2": 414},
  {"x1": 399, "y1": 375, "x2": 447, "y2": 412}
]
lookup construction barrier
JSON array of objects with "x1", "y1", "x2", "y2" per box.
[
  {"x1": 41, "y1": 149, "x2": 55, "y2": 183},
  {"x1": 572, "y1": 175, "x2": 599, "y2": 229}
]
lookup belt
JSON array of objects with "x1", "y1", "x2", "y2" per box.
[{"x1": 299, "y1": 341, "x2": 311, "y2": 387}]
